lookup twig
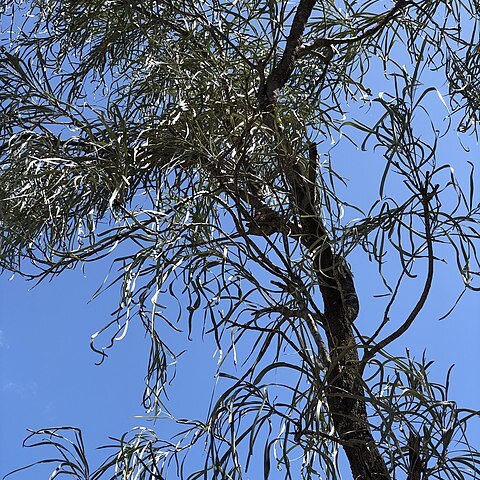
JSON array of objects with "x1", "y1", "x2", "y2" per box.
[
  {"x1": 361, "y1": 182, "x2": 436, "y2": 370},
  {"x1": 298, "y1": 0, "x2": 412, "y2": 58}
]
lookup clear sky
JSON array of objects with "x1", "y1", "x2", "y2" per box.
[{"x1": 0, "y1": 262, "x2": 221, "y2": 477}]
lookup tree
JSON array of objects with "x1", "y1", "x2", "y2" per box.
[{"x1": 1, "y1": 0, "x2": 480, "y2": 478}]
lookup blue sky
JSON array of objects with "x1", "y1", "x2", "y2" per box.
[{"x1": 0, "y1": 263, "x2": 221, "y2": 477}]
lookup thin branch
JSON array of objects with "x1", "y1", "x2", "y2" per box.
[
  {"x1": 298, "y1": 0, "x2": 412, "y2": 58},
  {"x1": 361, "y1": 183, "x2": 436, "y2": 369}
]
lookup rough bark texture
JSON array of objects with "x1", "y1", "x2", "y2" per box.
[
  {"x1": 315, "y1": 255, "x2": 390, "y2": 479},
  {"x1": 296, "y1": 166, "x2": 390, "y2": 479}
]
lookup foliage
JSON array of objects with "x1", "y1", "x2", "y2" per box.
[{"x1": 1, "y1": 0, "x2": 480, "y2": 478}]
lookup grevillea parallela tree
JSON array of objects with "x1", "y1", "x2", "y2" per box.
[{"x1": 1, "y1": 0, "x2": 480, "y2": 478}]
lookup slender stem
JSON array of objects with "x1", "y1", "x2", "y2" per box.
[
  {"x1": 298, "y1": 0, "x2": 412, "y2": 58},
  {"x1": 361, "y1": 186, "x2": 435, "y2": 369}
]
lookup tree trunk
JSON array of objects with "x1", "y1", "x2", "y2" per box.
[{"x1": 298, "y1": 209, "x2": 390, "y2": 479}]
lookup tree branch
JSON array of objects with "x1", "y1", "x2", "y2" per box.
[
  {"x1": 362, "y1": 182, "x2": 436, "y2": 368},
  {"x1": 258, "y1": 0, "x2": 318, "y2": 108},
  {"x1": 298, "y1": 0, "x2": 412, "y2": 58}
]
